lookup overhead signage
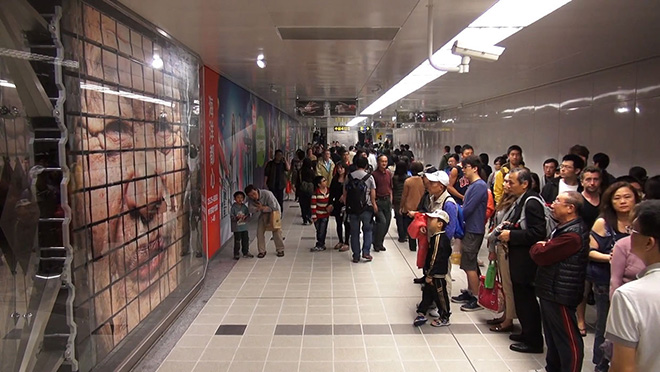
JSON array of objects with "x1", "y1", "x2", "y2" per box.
[
  {"x1": 296, "y1": 100, "x2": 326, "y2": 117},
  {"x1": 395, "y1": 110, "x2": 439, "y2": 123},
  {"x1": 296, "y1": 99, "x2": 358, "y2": 117},
  {"x1": 334, "y1": 126, "x2": 350, "y2": 132},
  {"x1": 330, "y1": 100, "x2": 357, "y2": 116}
]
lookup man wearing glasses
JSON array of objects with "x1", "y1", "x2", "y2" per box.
[
  {"x1": 529, "y1": 191, "x2": 590, "y2": 372},
  {"x1": 542, "y1": 154, "x2": 585, "y2": 204}
]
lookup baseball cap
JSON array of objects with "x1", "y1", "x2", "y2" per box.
[
  {"x1": 426, "y1": 210, "x2": 450, "y2": 224},
  {"x1": 424, "y1": 170, "x2": 449, "y2": 186}
]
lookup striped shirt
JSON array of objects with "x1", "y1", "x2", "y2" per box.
[{"x1": 311, "y1": 188, "x2": 331, "y2": 220}]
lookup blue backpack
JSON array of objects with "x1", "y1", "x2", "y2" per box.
[{"x1": 455, "y1": 203, "x2": 466, "y2": 239}]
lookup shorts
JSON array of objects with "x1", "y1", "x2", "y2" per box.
[{"x1": 460, "y1": 232, "x2": 485, "y2": 271}]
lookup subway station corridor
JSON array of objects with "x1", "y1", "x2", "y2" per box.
[{"x1": 152, "y1": 201, "x2": 595, "y2": 372}]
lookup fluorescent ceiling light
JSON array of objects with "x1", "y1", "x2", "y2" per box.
[
  {"x1": 256, "y1": 59, "x2": 266, "y2": 69},
  {"x1": 0, "y1": 79, "x2": 16, "y2": 88},
  {"x1": 347, "y1": 116, "x2": 367, "y2": 127},
  {"x1": 157, "y1": 28, "x2": 169, "y2": 38},
  {"x1": 80, "y1": 83, "x2": 173, "y2": 107},
  {"x1": 361, "y1": 0, "x2": 572, "y2": 115}
]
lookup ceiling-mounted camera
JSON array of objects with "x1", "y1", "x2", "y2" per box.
[{"x1": 451, "y1": 40, "x2": 504, "y2": 62}]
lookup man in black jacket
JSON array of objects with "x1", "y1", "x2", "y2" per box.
[
  {"x1": 498, "y1": 167, "x2": 546, "y2": 353},
  {"x1": 531, "y1": 191, "x2": 589, "y2": 371},
  {"x1": 541, "y1": 154, "x2": 584, "y2": 204}
]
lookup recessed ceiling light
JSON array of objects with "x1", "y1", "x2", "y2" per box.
[
  {"x1": 151, "y1": 54, "x2": 163, "y2": 69},
  {"x1": 257, "y1": 53, "x2": 266, "y2": 68}
]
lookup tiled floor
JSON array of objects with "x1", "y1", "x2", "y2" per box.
[{"x1": 155, "y1": 202, "x2": 597, "y2": 372}]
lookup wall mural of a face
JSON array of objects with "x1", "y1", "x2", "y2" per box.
[{"x1": 64, "y1": 2, "x2": 197, "y2": 365}]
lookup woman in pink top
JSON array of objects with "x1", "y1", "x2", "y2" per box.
[{"x1": 609, "y1": 236, "x2": 645, "y2": 299}]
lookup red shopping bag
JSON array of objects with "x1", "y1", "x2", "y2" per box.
[
  {"x1": 285, "y1": 180, "x2": 292, "y2": 194},
  {"x1": 477, "y1": 271, "x2": 505, "y2": 313}
]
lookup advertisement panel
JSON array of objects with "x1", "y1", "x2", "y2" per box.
[{"x1": 202, "y1": 67, "x2": 221, "y2": 257}]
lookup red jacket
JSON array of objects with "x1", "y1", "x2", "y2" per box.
[{"x1": 408, "y1": 213, "x2": 429, "y2": 269}]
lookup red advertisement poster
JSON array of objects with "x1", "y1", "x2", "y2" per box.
[{"x1": 201, "y1": 66, "x2": 221, "y2": 257}]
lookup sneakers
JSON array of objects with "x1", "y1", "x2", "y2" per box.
[
  {"x1": 310, "y1": 246, "x2": 324, "y2": 252},
  {"x1": 428, "y1": 308, "x2": 440, "y2": 318},
  {"x1": 233, "y1": 254, "x2": 240, "y2": 260},
  {"x1": 430, "y1": 318, "x2": 451, "y2": 327},
  {"x1": 339, "y1": 244, "x2": 350, "y2": 252},
  {"x1": 451, "y1": 289, "x2": 473, "y2": 304},
  {"x1": 460, "y1": 300, "x2": 482, "y2": 312},
  {"x1": 413, "y1": 315, "x2": 428, "y2": 327},
  {"x1": 243, "y1": 253, "x2": 254, "y2": 258}
]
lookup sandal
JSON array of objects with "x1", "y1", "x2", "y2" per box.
[
  {"x1": 276, "y1": 251, "x2": 285, "y2": 257},
  {"x1": 579, "y1": 328, "x2": 587, "y2": 337},
  {"x1": 489, "y1": 324, "x2": 513, "y2": 333},
  {"x1": 257, "y1": 252, "x2": 266, "y2": 258}
]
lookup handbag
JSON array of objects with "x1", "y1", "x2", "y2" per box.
[
  {"x1": 265, "y1": 210, "x2": 282, "y2": 231},
  {"x1": 478, "y1": 263, "x2": 505, "y2": 313}
]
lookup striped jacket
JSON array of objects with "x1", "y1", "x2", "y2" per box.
[{"x1": 311, "y1": 188, "x2": 331, "y2": 220}]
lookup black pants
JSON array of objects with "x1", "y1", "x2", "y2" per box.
[
  {"x1": 269, "y1": 186, "x2": 284, "y2": 212},
  {"x1": 393, "y1": 205, "x2": 406, "y2": 241},
  {"x1": 540, "y1": 298, "x2": 584, "y2": 372},
  {"x1": 233, "y1": 231, "x2": 249, "y2": 256},
  {"x1": 512, "y1": 281, "x2": 543, "y2": 348},
  {"x1": 402, "y1": 215, "x2": 416, "y2": 251},
  {"x1": 299, "y1": 192, "x2": 312, "y2": 222},
  {"x1": 335, "y1": 213, "x2": 350, "y2": 244},
  {"x1": 417, "y1": 277, "x2": 451, "y2": 320}
]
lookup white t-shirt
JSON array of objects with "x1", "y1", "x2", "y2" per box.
[
  {"x1": 605, "y1": 263, "x2": 660, "y2": 372},
  {"x1": 558, "y1": 179, "x2": 579, "y2": 194}
]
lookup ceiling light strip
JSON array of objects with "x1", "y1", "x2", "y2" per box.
[
  {"x1": 80, "y1": 83, "x2": 173, "y2": 107},
  {"x1": 361, "y1": 0, "x2": 572, "y2": 116}
]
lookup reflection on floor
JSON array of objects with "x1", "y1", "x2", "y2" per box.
[{"x1": 154, "y1": 201, "x2": 597, "y2": 372}]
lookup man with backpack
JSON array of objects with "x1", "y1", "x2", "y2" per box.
[
  {"x1": 497, "y1": 167, "x2": 547, "y2": 354},
  {"x1": 342, "y1": 156, "x2": 378, "y2": 263}
]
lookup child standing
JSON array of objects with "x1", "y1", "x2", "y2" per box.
[
  {"x1": 310, "y1": 175, "x2": 332, "y2": 252},
  {"x1": 231, "y1": 191, "x2": 254, "y2": 260},
  {"x1": 413, "y1": 210, "x2": 452, "y2": 327}
]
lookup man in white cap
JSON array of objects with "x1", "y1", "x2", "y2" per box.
[
  {"x1": 414, "y1": 209, "x2": 452, "y2": 327},
  {"x1": 408, "y1": 170, "x2": 458, "y2": 292}
]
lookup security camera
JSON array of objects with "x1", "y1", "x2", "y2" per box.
[{"x1": 451, "y1": 41, "x2": 504, "y2": 62}]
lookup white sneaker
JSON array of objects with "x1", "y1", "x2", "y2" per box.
[{"x1": 428, "y1": 308, "x2": 440, "y2": 318}]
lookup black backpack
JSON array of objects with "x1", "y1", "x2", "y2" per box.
[{"x1": 345, "y1": 173, "x2": 372, "y2": 214}]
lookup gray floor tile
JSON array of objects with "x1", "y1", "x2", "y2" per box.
[
  {"x1": 274, "y1": 324, "x2": 304, "y2": 335},
  {"x1": 303, "y1": 324, "x2": 333, "y2": 335},
  {"x1": 362, "y1": 324, "x2": 392, "y2": 335},
  {"x1": 446, "y1": 323, "x2": 480, "y2": 334},
  {"x1": 215, "y1": 324, "x2": 247, "y2": 336},
  {"x1": 334, "y1": 324, "x2": 362, "y2": 335},
  {"x1": 390, "y1": 324, "x2": 421, "y2": 334}
]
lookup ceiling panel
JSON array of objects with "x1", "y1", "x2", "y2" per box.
[{"x1": 118, "y1": 0, "x2": 660, "y2": 119}]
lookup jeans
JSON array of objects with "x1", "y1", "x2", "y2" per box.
[
  {"x1": 233, "y1": 231, "x2": 249, "y2": 256},
  {"x1": 393, "y1": 204, "x2": 406, "y2": 241},
  {"x1": 540, "y1": 298, "x2": 584, "y2": 372},
  {"x1": 269, "y1": 186, "x2": 284, "y2": 213},
  {"x1": 373, "y1": 198, "x2": 392, "y2": 249},
  {"x1": 299, "y1": 191, "x2": 312, "y2": 222},
  {"x1": 335, "y1": 213, "x2": 350, "y2": 244},
  {"x1": 349, "y1": 210, "x2": 373, "y2": 260},
  {"x1": 314, "y1": 218, "x2": 329, "y2": 248},
  {"x1": 402, "y1": 214, "x2": 417, "y2": 251},
  {"x1": 592, "y1": 283, "x2": 610, "y2": 371}
]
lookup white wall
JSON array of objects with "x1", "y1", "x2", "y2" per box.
[
  {"x1": 396, "y1": 57, "x2": 660, "y2": 178},
  {"x1": 327, "y1": 130, "x2": 358, "y2": 148}
]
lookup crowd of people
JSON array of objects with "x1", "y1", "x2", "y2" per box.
[{"x1": 231, "y1": 139, "x2": 659, "y2": 372}]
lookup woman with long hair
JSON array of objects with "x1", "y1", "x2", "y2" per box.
[
  {"x1": 298, "y1": 158, "x2": 315, "y2": 225},
  {"x1": 587, "y1": 182, "x2": 640, "y2": 372},
  {"x1": 329, "y1": 163, "x2": 350, "y2": 251},
  {"x1": 392, "y1": 161, "x2": 409, "y2": 242},
  {"x1": 486, "y1": 173, "x2": 518, "y2": 332}
]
